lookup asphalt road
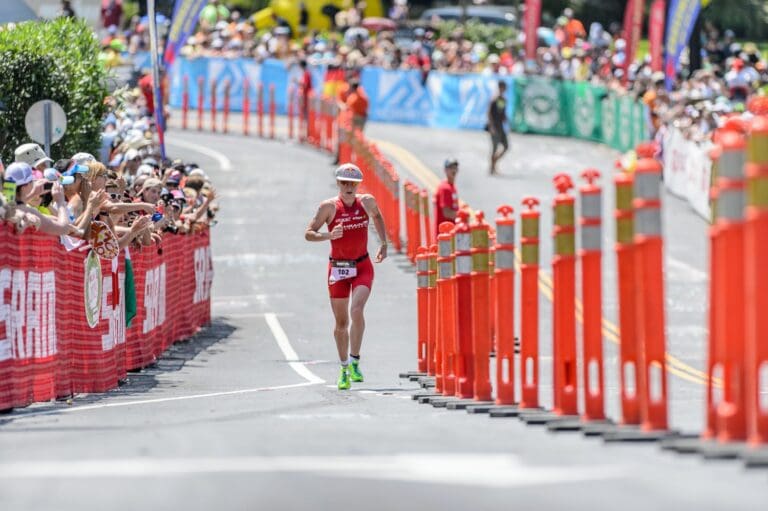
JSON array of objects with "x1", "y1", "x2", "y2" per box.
[{"x1": 0, "y1": 124, "x2": 766, "y2": 510}]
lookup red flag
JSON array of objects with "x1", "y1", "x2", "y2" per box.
[
  {"x1": 622, "y1": 0, "x2": 644, "y2": 84},
  {"x1": 525, "y1": 0, "x2": 542, "y2": 61},
  {"x1": 649, "y1": 0, "x2": 666, "y2": 72}
]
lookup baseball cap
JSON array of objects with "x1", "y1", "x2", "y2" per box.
[
  {"x1": 4, "y1": 162, "x2": 34, "y2": 186},
  {"x1": 166, "y1": 170, "x2": 183, "y2": 184},
  {"x1": 15, "y1": 143, "x2": 53, "y2": 168},
  {"x1": 62, "y1": 163, "x2": 89, "y2": 177},
  {"x1": 335, "y1": 163, "x2": 363, "y2": 182},
  {"x1": 444, "y1": 158, "x2": 459, "y2": 168},
  {"x1": 71, "y1": 152, "x2": 96, "y2": 164}
]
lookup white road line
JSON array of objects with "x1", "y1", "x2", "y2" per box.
[
  {"x1": 165, "y1": 138, "x2": 232, "y2": 171},
  {"x1": 0, "y1": 454, "x2": 626, "y2": 487},
  {"x1": 265, "y1": 313, "x2": 325, "y2": 384},
  {"x1": 4, "y1": 382, "x2": 316, "y2": 419}
]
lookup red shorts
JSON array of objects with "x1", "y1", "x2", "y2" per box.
[{"x1": 328, "y1": 256, "x2": 374, "y2": 299}]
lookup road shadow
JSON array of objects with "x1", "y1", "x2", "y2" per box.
[{"x1": 0, "y1": 318, "x2": 237, "y2": 426}]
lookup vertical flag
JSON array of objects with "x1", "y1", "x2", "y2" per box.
[
  {"x1": 163, "y1": 0, "x2": 208, "y2": 67},
  {"x1": 147, "y1": 0, "x2": 166, "y2": 159},
  {"x1": 524, "y1": 0, "x2": 542, "y2": 62},
  {"x1": 621, "y1": 0, "x2": 643, "y2": 85},
  {"x1": 664, "y1": 0, "x2": 702, "y2": 89},
  {"x1": 649, "y1": 0, "x2": 666, "y2": 72}
]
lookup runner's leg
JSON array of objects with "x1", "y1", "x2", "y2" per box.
[
  {"x1": 348, "y1": 285, "x2": 371, "y2": 357},
  {"x1": 330, "y1": 297, "x2": 350, "y2": 361}
]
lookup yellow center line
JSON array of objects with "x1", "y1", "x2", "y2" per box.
[{"x1": 378, "y1": 138, "x2": 717, "y2": 388}]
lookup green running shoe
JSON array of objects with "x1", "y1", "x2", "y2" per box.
[
  {"x1": 337, "y1": 366, "x2": 351, "y2": 390},
  {"x1": 349, "y1": 360, "x2": 364, "y2": 382}
]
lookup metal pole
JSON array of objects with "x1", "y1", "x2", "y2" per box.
[{"x1": 43, "y1": 101, "x2": 52, "y2": 158}]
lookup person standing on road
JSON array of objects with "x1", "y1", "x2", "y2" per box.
[
  {"x1": 434, "y1": 158, "x2": 459, "y2": 234},
  {"x1": 487, "y1": 81, "x2": 509, "y2": 175},
  {"x1": 305, "y1": 163, "x2": 388, "y2": 390}
]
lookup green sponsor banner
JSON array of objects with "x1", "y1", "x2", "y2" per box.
[
  {"x1": 510, "y1": 80, "x2": 646, "y2": 150},
  {"x1": 600, "y1": 93, "x2": 649, "y2": 153},
  {"x1": 565, "y1": 82, "x2": 605, "y2": 142},
  {"x1": 513, "y1": 77, "x2": 568, "y2": 136},
  {"x1": 601, "y1": 94, "x2": 618, "y2": 149}
]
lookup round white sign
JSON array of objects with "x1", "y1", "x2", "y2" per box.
[{"x1": 25, "y1": 100, "x2": 67, "y2": 145}]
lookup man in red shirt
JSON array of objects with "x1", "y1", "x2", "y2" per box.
[{"x1": 434, "y1": 158, "x2": 459, "y2": 234}]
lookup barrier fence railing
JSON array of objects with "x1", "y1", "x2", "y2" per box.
[
  {"x1": 398, "y1": 123, "x2": 768, "y2": 467},
  {"x1": 0, "y1": 226, "x2": 212, "y2": 410}
]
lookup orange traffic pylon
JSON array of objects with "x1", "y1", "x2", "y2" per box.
[
  {"x1": 552, "y1": 173, "x2": 579, "y2": 418},
  {"x1": 454, "y1": 210, "x2": 475, "y2": 399},
  {"x1": 415, "y1": 247, "x2": 429, "y2": 374},
  {"x1": 579, "y1": 169, "x2": 606, "y2": 423},
  {"x1": 470, "y1": 211, "x2": 493, "y2": 402},
  {"x1": 494, "y1": 205, "x2": 515, "y2": 405},
  {"x1": 437, "y1": 222, "x2": 458, "y2": 396},
  {"x1": 745, "y1": 115, "x2": 768, "y2": 453},
  {"x1": 519, "y1": 197, "x2": 541, "y2": 410},
  {"x1": 633, "y1": 142, "x2": 669, "y2": 434},
  {"x1": 705, "y1": 129, "x2": 748, "y2": 448},
  {"x1": 614, "y1": 170, "x2": 641, "y2": 426}
]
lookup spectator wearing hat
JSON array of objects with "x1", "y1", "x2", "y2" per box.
[
  {"x1": 15, "y1": 143, "x2": 53, "y2": 175},
  {"x1": 726, "y1": 58, "x2": 752, "y2": 102},
  {"x1": 434, "y1": 158, "x2": 459, "y2": 233},
  {"x1": 4, "y1": 162, "x2": 79, "y2": 236}
]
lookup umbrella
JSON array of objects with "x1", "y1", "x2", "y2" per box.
[
  {"x1": 536, "y1": 27, "x2": 557, "y2": 47},
  {"x1": 361, "y1": 17, "x2": 396, "y2": 32}
]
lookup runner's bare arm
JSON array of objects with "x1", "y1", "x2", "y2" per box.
[
  {"x1": 361, "y1": 195, "x2": 388, "y2": 262},
  {"x1": 305, "y1": 200, "x2": 341, "y2": 241}
]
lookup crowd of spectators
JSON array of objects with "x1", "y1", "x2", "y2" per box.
[
  {"x1": 1, "y1": 83, "x2": 218, "y2": 251},
  {"x1": 99, "y1": 2, "x2": 764, "y2": 134},
  {"x1": 85, "y1": 1, "x2": 768, "y2": 148}
]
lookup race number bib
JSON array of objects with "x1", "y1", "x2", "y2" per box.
[{"x1": 329, "y1": 260, "x2": 357, "y2": 284}]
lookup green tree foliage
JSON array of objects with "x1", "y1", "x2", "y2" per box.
[
  {"x1": 701, "y1": 0, "x2": 768, "y2": 40},
  {"x1": 435, "y1": 19, "x2": 518, "y2": 53},
  {"x1": 0, "y1": 17, "x2": 108, "y2": 163}
]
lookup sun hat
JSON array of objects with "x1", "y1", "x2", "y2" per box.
[
  {"x1": 140, "y1": 177, "x2": 163, "y2": 193},
  {"x1": 335, "y1": 163, "x2": 363, "y2": 182},
  {"x1": 14, "y1": 143, "x2": 53, "y2": 168}
]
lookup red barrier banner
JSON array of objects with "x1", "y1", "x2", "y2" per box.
[
  {"x1": 0, "y1": 225, "x2": 212, "y2": 411},
  {"x1": 525, "y1": 0, "x2": 542, "y2": 61}
]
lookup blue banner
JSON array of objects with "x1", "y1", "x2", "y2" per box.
[
  {"x1": 664, "y1": 0, "x2": 701, "y2": 89},
  {"x1": 170, "y1": 58, "x2": 294, "y2": 115},
  {"x1": 360, "y1": 68, "x2": 433, "y2": 125},
  {"x1": 164, "y1": 0, "x2": 207, "y2": 66},
  {"x1": 430, "y1": 73, "x2": 515, "y2": 130}
]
